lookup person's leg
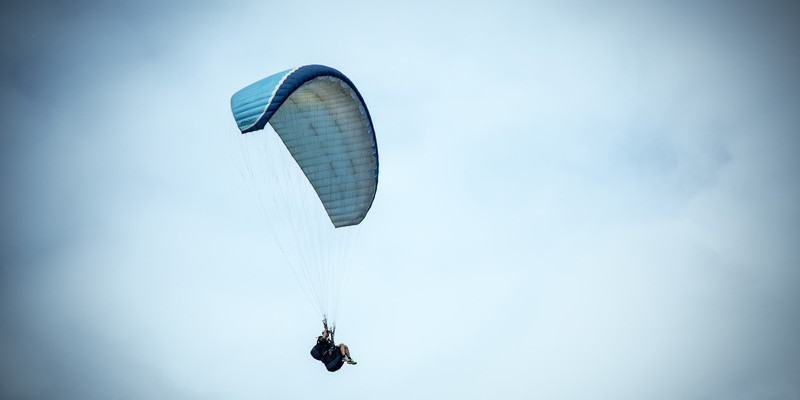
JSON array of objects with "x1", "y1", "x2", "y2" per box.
[{"x1": 340, "y1": 344, "x2": 356, "y2": 364}]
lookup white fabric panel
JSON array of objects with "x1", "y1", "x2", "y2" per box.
[{"x1": 268, "y1": 76, "x2": 377, "y2": 227}]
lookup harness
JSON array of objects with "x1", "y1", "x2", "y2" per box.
[
  {"x1": 321, "y1": 324, "x2": 336, "y2": 357},
  {"x1": 315, "y1": 317, "x2": 343, "y2": 371}
]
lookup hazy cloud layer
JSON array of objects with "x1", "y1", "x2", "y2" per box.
[{"x1": 2, "y1": 1, "x2": 799, "y2": 399}]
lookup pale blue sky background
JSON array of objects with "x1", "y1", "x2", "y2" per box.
[{"x1": 1, "y1": 1, "x2": 799, "y2": 399}]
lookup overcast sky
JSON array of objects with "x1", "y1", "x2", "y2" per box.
[{"x1": 1, "y1": 1, "x2": 799, "y2": 399}]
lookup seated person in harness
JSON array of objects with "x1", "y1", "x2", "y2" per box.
[{"x1": 310, "y1": 319, "x2": 356, "y2": 372}]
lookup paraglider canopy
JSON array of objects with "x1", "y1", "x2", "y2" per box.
[{"x1": 231, "y1": 65, "x2": 379, "y2": 227}]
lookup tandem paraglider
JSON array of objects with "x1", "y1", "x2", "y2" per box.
[{"x1": 229, "y1": 65, "x2": 377, "y2": 371}]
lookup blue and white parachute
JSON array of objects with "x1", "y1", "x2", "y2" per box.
[
  {"x1": 231, "y1": 64, "x2": 378, "y2": 228},
  {"x1": 230, "y1": 65, "x2": 378, "y2": 325}
]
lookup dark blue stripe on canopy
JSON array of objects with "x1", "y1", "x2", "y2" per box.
[{"x1": 240, "y1": 65, "x2": 373, "y2": 136}]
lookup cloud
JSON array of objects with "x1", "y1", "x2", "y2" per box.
[{"x1": 2, "y1": 0, "x2": 799, "y2": 399}]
